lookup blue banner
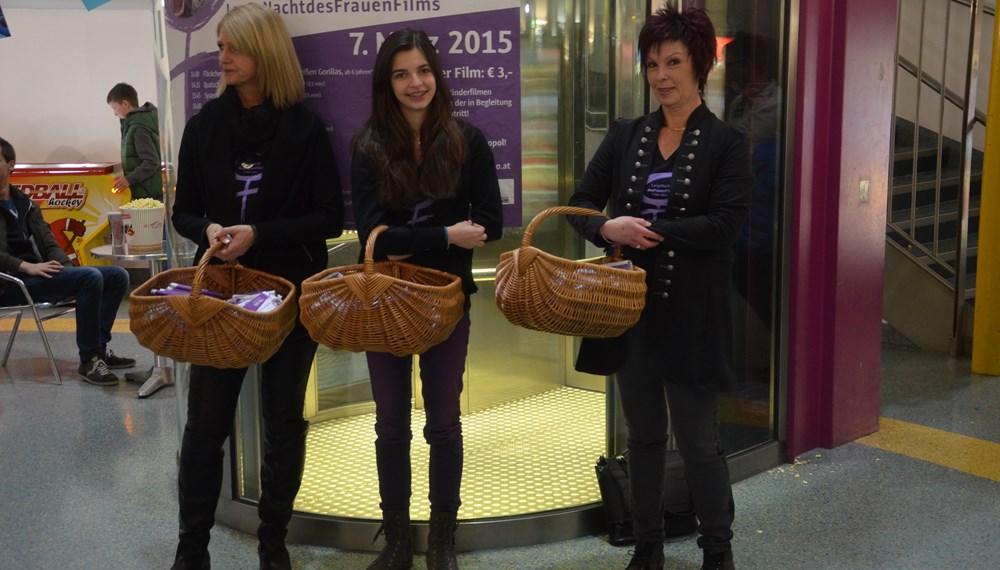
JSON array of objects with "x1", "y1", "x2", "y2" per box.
[
  {"x1": 81, "y1": 0, "x2": 112, "y2": 10},
  {"x1": 0, "y1": 3, "x2": 10, "y2": 39}
]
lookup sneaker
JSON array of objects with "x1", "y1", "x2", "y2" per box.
[
  {"x1": 79, "y1": 356, "x2": 119, "y2": 386},
  {"x1": 100, "y1": 347, "x2": 136, "y2": 369},
  {"x1": 701, "y1": 549, "x2": 735, "y2": 570}
]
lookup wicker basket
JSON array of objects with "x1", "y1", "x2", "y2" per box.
[
  {"x1": 495, "y1": 206, "x2": 647, "y2": 338},
  {"x1": 129, "y1": 241, "x2": 298, "y2": 369},
  {"x1": 299, "y1": 225, "x2": 465, "y2": 357}
]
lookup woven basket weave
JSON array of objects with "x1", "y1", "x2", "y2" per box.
[
  {"x1": 299, "y1": 225, "x2": 465, "y2": 357},
  {"x1": 495, "y1": 206, "x2": 647, "y2": 338},
  {"x1": 129, "y1": 241, "x2": 298, "y2": 368}
]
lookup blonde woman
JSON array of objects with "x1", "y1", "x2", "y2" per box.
[{"x1": 170, "y1": 4, "x2": 343, "y2": 568}]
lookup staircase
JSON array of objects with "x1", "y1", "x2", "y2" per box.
[{"x1": 883, "y1": 117, "x2": 981, "y2": 353}]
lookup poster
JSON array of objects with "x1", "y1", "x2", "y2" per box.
[
  {"x1": 11, "y1": 164, "x2": 132, "y2": 266},
  {"x1": 166, "y1": 0, "x2": 521, "y2": 227}
]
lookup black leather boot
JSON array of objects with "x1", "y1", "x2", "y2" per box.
[
  {"x1": 257, "y1": 418, "x2": 309, "y2": 570},
  {"x1": 426, "y1": 510, "x2": 458, "y2": 570},
  {"x1": 366, "y1": 510, "x2": 413, "y2": 570},
  {"x1": 701, "y1": 549, "x2": 735, "y2": 570},
  {"x1": 625, "y1": 541, "x2": 665, "y2": 570},
  {"x1": 174, "y1": 426, "x2": 225, "y2": 570},
  {"x1": 170, "y1": 551, "x2": 210, "y2": 570},
  {"x1": 258, "y1": 535, "x2": 291, "y2": 570}
]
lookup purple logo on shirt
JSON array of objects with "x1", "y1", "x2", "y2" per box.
[{"x1": 642, "y1": 172, "x2": 672, "y2": 220}]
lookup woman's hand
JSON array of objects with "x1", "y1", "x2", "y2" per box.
[
  {"x1": 210, "y1": 224, "x2": 257, "y2": 262},
  {"x1": 447, "y1": 220, "x2": 488, "y2": 249},
  {"x1": 599, "y1": 216, "x2": 664, "y2": 250}
]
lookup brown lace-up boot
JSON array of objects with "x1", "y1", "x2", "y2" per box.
[
  {"x1": 366, "y1": 510, "x2": 413, "y2": 570},
  {"x1": 425, "y1": 510, "x2": 459, "y2": 570}
]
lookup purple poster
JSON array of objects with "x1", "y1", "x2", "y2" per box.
[{"x1": 166, "y1": 1, "x2": 522, "y2": 228}]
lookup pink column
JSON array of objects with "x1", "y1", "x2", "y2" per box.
[{"x1": 787, "y1": 0, "x2": 897, "y2": 456}]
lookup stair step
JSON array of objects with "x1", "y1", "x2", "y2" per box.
[{"x1": 889, "y1": 198, "x2": 981, "y2": 229}]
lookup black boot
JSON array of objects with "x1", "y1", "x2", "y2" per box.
[
  {"x1": 258, "y1": 534, "x2": 291, "y2": 570},
  {"x1": 174, "y1": 425, "x2": 225, "y2": 570},
  {"x1": 426, "y1": 510, "x2": 458, "y2": 570},
  {"x1": 257, "y1": 419, "x2": 309, "y2": 570},
  {"x1": 170, "y1": 551, "x2": 210, "y2": 570},
  {"x1": 625, "y1": 541, "x2": 664, "y2": 570},
  {"x1": 366, "y1": 510, "x2": 413, "y2": 570},
  {"x1": 701, "y1": 549, "x2": 735, "y2": 570}
]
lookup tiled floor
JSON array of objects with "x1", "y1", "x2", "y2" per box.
[{"x1": 0, "y1": 314, "x2": 997, "y2": 569}]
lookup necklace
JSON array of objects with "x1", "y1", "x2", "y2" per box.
[{"x1": 666, "y1": 124, "x2": 686, "y2": 133}]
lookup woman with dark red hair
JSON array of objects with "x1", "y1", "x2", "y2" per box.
[{"x1": 568, "y1": 4, "x2": 751, "y2": 570}]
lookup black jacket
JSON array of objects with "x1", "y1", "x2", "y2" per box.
[
  {"x1": 0, "y1": 186, "x2": 72, "y2": 295},
  {"x1": 172, "y1": 87, "x2": 344, "y2": 287},
  {"x1": 568, "y1": 103, "x2": 752, "y2": 391},
  {"x1": 350, "y1": 122, "x2": 504, "y2": 307}
]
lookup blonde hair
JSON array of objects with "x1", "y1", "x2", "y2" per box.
[{"x1": 215, "y1": 3, "x2": 304, "y2": 108}]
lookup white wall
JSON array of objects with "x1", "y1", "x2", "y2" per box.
[{"x1": 0, "y1": 5, "x2": 156, "y2": 164}]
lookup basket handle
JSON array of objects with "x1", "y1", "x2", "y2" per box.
[
  {"x1": 363, "y1": 225, "x2": 390, "y2": 274},
  {"x1": 190, "y1": 241, "x2": 228, "y2": 299},
  {"x1": 522, "y1": 206, "x2": 609, "y2": 248}
]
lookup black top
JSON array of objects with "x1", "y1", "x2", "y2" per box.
[
  {"x1": 350, "y1": 122, "x2": 504, "y2": 306},
  {"x1": 568, "y1": 103, "x2": 752, "y2": 391},
  {"x1": 172, "y1": 87, "x2": 344, "y2": 287}
]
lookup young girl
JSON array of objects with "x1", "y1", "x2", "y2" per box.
[{"x1": 350, "y1": 28, "x2": 503, "y2": 570}]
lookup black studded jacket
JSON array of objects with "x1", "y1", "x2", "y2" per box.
[{"x1": 568, "y1": 103, "x2": 752, "y2": 391}]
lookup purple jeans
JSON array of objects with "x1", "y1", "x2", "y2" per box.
[{"x1": 365, "y1": 311, "x2": 471, "y2": 514}]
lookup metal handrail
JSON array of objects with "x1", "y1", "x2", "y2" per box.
[
  {"x1": 890, "y1": 0, "x2": 988, "y2": 354},
  {"x1": 896, "y1": 56, "x2": 988, "y2": 127}
]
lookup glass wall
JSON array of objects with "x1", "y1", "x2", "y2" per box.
[{"x1": 223, "y1": 0, "x2": 787, "y2": 535}]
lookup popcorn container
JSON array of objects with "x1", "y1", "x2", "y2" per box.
[{"x1": 121, "y1": 205, "x2": 165, "y2": 253}]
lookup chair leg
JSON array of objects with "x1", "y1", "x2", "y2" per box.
[
  {"x1": 2, "y1": 310, "x2": 23, "y2": 366},
  {"x1": 28, "y1": 304, "x2": 62, "y2": 385}
]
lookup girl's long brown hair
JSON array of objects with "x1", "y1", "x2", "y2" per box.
[{"x1": 352, "y1": 28, "x2": 465, "y2": 210}]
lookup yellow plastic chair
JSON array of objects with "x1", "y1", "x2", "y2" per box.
[{"x1": 0, "y1": 272, "x2": 76, "y2": 384}]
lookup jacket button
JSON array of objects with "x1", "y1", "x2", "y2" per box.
[
  {"x1": 685, "y1": 165, "x2": 692, "y2": 172},
  {"x1": 693, "y1": 129, "x2": 700, "y2": 136},
  {"x1": 641, "y1": 137, "x2": 649, "y2": 144},
  {"x1": 679, "y1": 207, "x2": 687, "y2": 212},
  {"x1": 667, "y1": 250, "x2": 675, "y2": 257},
  {"x1": 665, "y1": 279, "x2": 672, "y2": 286},
  {"x1": 635, "y1": 161, "x2": 642, "y2": 168},
  {"x1": 687, "y1": 153, "x2": 695, "y2": 160},
  {"x1": 661, "y1": 292, "x2": 669, "y2": 299},
  {"x1": 644, "y1": 126, "x2": 653, "y2": 133},
  {"x1": 683, "y1": 193, "x2": 690, "y2": 199},
  {"x1": 625, "y1": 203, "x2": 633, "y2": 210},
  {"x1": 630, "y1": 175, "x2": 637, "y2": 182},
  {"x1": 689, "y1": 140, "x2": 699, "y2": 147},
  {"x1": 666, "y1": 264, "x2": 674, "y2": 271},
  {"x1": 638, "y1": 149, "x2": 646, "y2": 157},
  {"x1": 684, "y1": 178, "x2": 691, "y2": 185},
  {"x1": 626, "y1": 188, "x2": 635, "y2": 195}
]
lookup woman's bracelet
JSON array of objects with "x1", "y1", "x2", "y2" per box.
[{"x1": 443, "y1": 226, "x2": 450, "y2": 249}]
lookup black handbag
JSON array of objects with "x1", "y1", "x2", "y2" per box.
[{"x1": 595, "y1": 449, "x2": 698, "y2": 546}]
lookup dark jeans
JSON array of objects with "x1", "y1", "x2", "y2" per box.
[
  {"x1": 365, "y1": 310, "x2": 471, "y2": 514},
  {"x1": 616, "y1": 351, "x2": 735, "y2": 552},
  {"x1": 174, "y1": 322, "x2": 317, "y2": 560},
  {"x1": 0, "y1": 265, "x2": 129, "y2": 361}
]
